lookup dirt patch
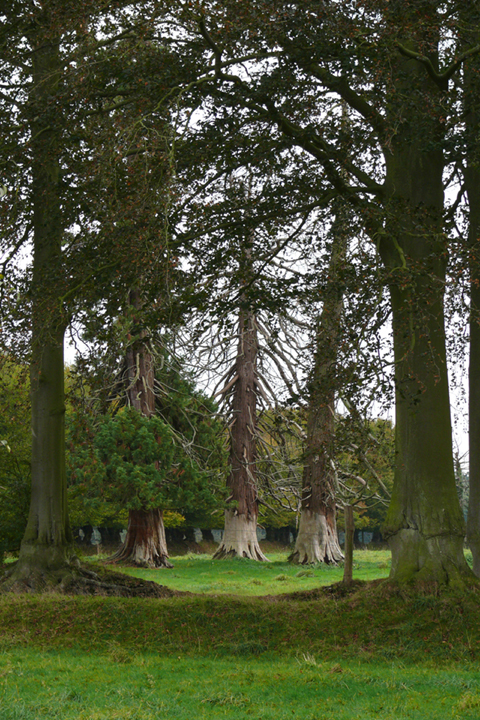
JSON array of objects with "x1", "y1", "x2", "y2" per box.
[
  {"x1": 267, "y1": 579, "x2": 372, "y2": 601},
  {"x1": 1, "y1": 561, "x2": 187, "y2": 598}
]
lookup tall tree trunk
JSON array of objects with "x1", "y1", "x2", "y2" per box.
[
  {"x1": 289, "y1": 207, "x2": 346, "y2": 565},
  {"x1": 462, "y1": 7, "x2": 480, "y2": 576},
  {"x1": 214, "y1": 308, "x2": 267, "y2": 560},
  {"x1": 109, "y1": 290, "x2": 172, "y2": 568},
  {"x1": 110, "y1": 509, "x2": 171, "y2": 568},
  {"x1": 4, "y1": 27, "x2": 74, "y2": 589},
  {"x1": 379, "y1": 9, "x2": 471, "y2": 584}
]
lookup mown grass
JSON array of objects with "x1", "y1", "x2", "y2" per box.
[
  {"x1": 1, "y1": 549, "x2": 479, "y2": 719},
  {"x1": 2, "y1": 649, "x2": 480, "y2": 719},
  {"x1": 112, "y1": 549, "x2": 393, "y2": 595}
]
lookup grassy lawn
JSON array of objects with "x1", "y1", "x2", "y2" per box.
[
  {"x1": 1, "y1": 549, "x2": 479, "y2": 719},
  {"x1": 2, "y1": 650, "x2": 480, "y2": 719},
  {"x1": 113, "y1": 549, "x2": 393, "y2": 595}
]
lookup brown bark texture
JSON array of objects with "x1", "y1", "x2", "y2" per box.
[
  {"x1": 110, "y1": 509, "x2": 173, "y2": 568},
  {"x1": 214, "y1": 308, "x2": 267, "y2": 560},
  {"x1": 290, "y1": 207, "x2": 346, "y2": 565},
  {"x1": 125, "y1": 289, "x2": 157, "y2": 417},
  {"x1": 109, "y1": 289, "x2": 172, "y2": 568}
]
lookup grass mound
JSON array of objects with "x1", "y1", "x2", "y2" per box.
[
  {"x1": 1, "y1": 550, "x2": 480, "y2": 719},
  {"x1": 0, "y1": 560, "x2": 181, "y2": 598}
]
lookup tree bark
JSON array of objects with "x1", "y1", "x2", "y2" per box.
[
  {"x1": 4, "y1": 25, "x2": 74, "y2": 589},
  {"x1": 379, "y1": 10, "x2": 472, "y2": 584},
  {"x1": 125, "y1": 289, "x2": 157, "y2": 417},
  {"x1": 110, "y1": 508, "x2": 172, "y2": 568},
  {"x1": 109, "y1": 289, "x2": 172, "y2": 568},
  {"x1": 289, "y1": 207, "x2": 345, "y2": 565},
  {"x1": 463, "y1": 10, "x2": 480, "y2": 577},
  {"x1": 214, "y1": 308, "x2": 267, "y2": 560}
]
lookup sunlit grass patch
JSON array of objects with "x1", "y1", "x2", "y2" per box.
[{"x1": 112, "y1": 549, "x2": 393, "y2": 596}]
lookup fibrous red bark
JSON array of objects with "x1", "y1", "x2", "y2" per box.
[
  {"x1": 109, "y1": 508, "x2": 172, "y2": 568},
  {"x1": 290, "y1": 208, "x2": 346, "y2": 566},
  {"x1": 214, "y1": 308, "x2": 267, "y2": 560},
  {"x1": 108, "y1": 289, "x2": 172, "y2": 568}
]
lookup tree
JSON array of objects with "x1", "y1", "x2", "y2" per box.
[
  {"x1": 166, "y1": 0, "x2": 474, "y2": 584},
  {"x1": 0, "y1": 358, "x2": 31, "y2": 559},
  {"x1": 67, "y1": 340, "x2": 227, "y2": 565},
  {"x1": 70, "y1": 406, "x2": 217, "y2": 565},
  {"x1": 213, "y1": 305, "x2": 268, "y2": 559},
  {"x1": 462, "y1": 2, "x2": 480, "y2": 577},
  {"x1": 0, "y1": 1, "x2": 180, "y2": 590},
  {"x1": 1, "y1": 9, "x2": 74, "y2": 588},
  {"x1": 112, "y1": 290, "x2": 173, "y2": 567},
  {"x1": 289, "y1": 201, "x2": 347, "y2": 565}
]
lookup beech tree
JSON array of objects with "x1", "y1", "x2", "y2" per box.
[
  {"x1": 462, "y1": 2, "x2": 480, "y2": 576},
  {"x1": 0, "y1": 6, "x2": 74, "y2": 589},
  {"x1": 164, "y1": 0, "x2": 476, "y2": 585},
  {"x1": 0, "y1": 1, "x2": 178, "y2": 590}
]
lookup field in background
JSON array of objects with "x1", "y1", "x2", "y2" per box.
[{"x1": 113, "y1": 549, "x2": 393, "y2": 595}]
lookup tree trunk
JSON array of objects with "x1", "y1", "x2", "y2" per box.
[
  {"x1": 462, "y1": 10, "x2": 480, "y2": 577},
  {"x1": 110, "y1": 509, "x2": 172, "y2": 568},
  {"x1": 125, "y1": 289, "x2": 157, "y2": 416},
  {"x1": 214, "y1": 309, "x2": 267, "y2": 560},
  {"x1": 3, "y1": 27, "x2": 74, "y2": 590},
  {"x1": 110, "y1": 289, "x2": 172, "y2": 568},
  {"x1": 289, "y1": 207, "x2": 346, "y2": 565},
  {"x1": 379, "y1": 13, "x2": 472, "y2": 584}
]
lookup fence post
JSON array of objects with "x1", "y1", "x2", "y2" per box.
[{"x1": 343, "y1": 505, "x2": 354, "y2": 584}]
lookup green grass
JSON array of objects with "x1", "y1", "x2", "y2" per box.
[
  {"x1": 1, "y1": 649, "x2": 480, "y2": 719},
  {"x1": 101, "y1": 549, "x2": 394, "y2": 595},
  {"x1": 1, "y1": 549, "x2": 479, "y2": 719}
]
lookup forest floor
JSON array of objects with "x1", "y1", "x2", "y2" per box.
[{"x1": 0, "y1": 549, "x2": 479, "y2": 719}]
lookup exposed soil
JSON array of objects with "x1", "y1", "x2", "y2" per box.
[{"x1": 0, "y1": 560, "x2": 186, "y2": 597}]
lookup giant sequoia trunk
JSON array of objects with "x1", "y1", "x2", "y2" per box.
[
  {"x1": 3, "y1": 29, "x2": 75, "y2": 590},
  {"x1": 109, "y1": 290, "x2": 172, "y2": 568},
  {"x1": 289, "y1": 208, "x2": 345, "y2": 565},
  {"x1": 110, "y1": 509, "x2": 171, "y2": 568},
  {"x1": 379, "y1": 10, "x2": 472, "y2": 584},
  {"x1": 214, "y1": 309, "x2": 267, "y2": 560},
  {"x1": 463, "y1": 12, "x2": 480, "y2": 577}
]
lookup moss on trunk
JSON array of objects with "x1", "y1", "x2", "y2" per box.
[
  {"x1": 3, "y1": 23, "x2": 73, "y2": 590},
  {"x1": 377, "y1": 8, "x2": 474, "y2": 585},
  {"x1": 463, "y1": 10, "x2": 480, "y2": 577}
]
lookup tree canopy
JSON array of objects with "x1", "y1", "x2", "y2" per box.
[{"x1": 1, "y1": 0, "x2": 479, "y2": 589}]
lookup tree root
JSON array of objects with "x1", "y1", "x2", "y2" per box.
[
  {"x1": 213, "y1": 545, "x2": 268, "y2": 561},
  {"x1": 106, "y1": 550, "x2": 174, "y2": 569},
  {"x1": 0, "y1": 559, "x2": 178, "y2": 597}
]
